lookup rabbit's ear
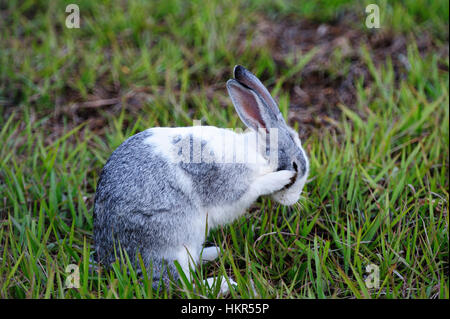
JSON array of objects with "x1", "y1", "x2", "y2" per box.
[
  {"x1": 233, "y1": 65, "x2": 281, "y2": 117},
  {"x1": 226, "y1": 79, "x2": 270, "y2": 131}
]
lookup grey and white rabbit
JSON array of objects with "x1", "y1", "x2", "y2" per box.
[{"x1": 93, "y1": 65, "x2": 309, "y2": 293}]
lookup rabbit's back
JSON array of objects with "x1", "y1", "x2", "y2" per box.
[{"x1": 95, "y1": 130, "x2": 193, "y2": 218}]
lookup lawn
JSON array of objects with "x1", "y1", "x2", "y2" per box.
[{"x1": 0, "y1": 0, "x2": 448, "y2": 298}]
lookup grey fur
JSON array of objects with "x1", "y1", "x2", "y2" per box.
[
  {"x1": 177, "y1": 134, "x2": 251, "y2": 205},
  {"x1": 274, "y1": 125, "x2": 308, "y2": 177},
  {"x1": 93, "y1": 130, "x2": 193, "y2": 284}
]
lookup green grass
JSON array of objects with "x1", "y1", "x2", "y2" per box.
[{"x1": 0, "y1": 0, "x2": 448, "y2": 298}]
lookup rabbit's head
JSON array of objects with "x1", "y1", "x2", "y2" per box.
[{"x1": 226, "y1": 65, "x2": 309, "y2": 205}]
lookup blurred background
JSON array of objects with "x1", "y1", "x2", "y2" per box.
[
  {"x1": 1, "y1": 0, "x2": 448, "y2": 138},
  {"x1": 0, "y1": 0, "x2": 448, "y2": 298}
]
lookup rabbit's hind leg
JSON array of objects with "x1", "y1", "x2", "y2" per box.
[
  {"x1": 205, "y1": 277, "x2": 238, "y2": 295},
  {"x1": 201, "y1": 247, "x2": 238, "y2": 295},
  {"x1": 149, "y1": 257, "x2": 180, "y2": 290},
  {"x1": 201, "y1": 246, "x2": 220, "y2": 263}
]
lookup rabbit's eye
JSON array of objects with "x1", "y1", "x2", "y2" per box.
[{"x1": 292, "y1": 161, "x2": 298, "y2": 172}]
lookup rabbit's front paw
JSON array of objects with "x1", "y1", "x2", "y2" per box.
[
  {"x1": 254, "y1": 170, "x2": 296, "y2": 196},
  {"x1": 270, "y1": 170, "x2": 296, "y2": 192}
]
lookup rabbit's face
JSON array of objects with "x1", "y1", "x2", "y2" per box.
[
  {"x1": 271, "y1": 126, "x2": 309, "y2": 206},
  {"x1": 226, "y1": 65, "x2": 309, "y2": 206}
]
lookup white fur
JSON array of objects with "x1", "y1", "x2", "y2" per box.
[{"x1": 201, "y1": 246, "x2": 220, "y2": 262}]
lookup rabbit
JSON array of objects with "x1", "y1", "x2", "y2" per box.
[{"x1": 93, "y1": 65, "x2": 309, "y2": 294}]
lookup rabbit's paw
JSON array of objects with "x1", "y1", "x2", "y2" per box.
[
  {"x1": 206, "y1": 277, "x2": 238, "y2": 296},
  {"x1": 254, "y1": 170, "x2": 295, "y2": 196},
  {"x1": 201, "y1": 246, "x2": 220, "y2": 263}
]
